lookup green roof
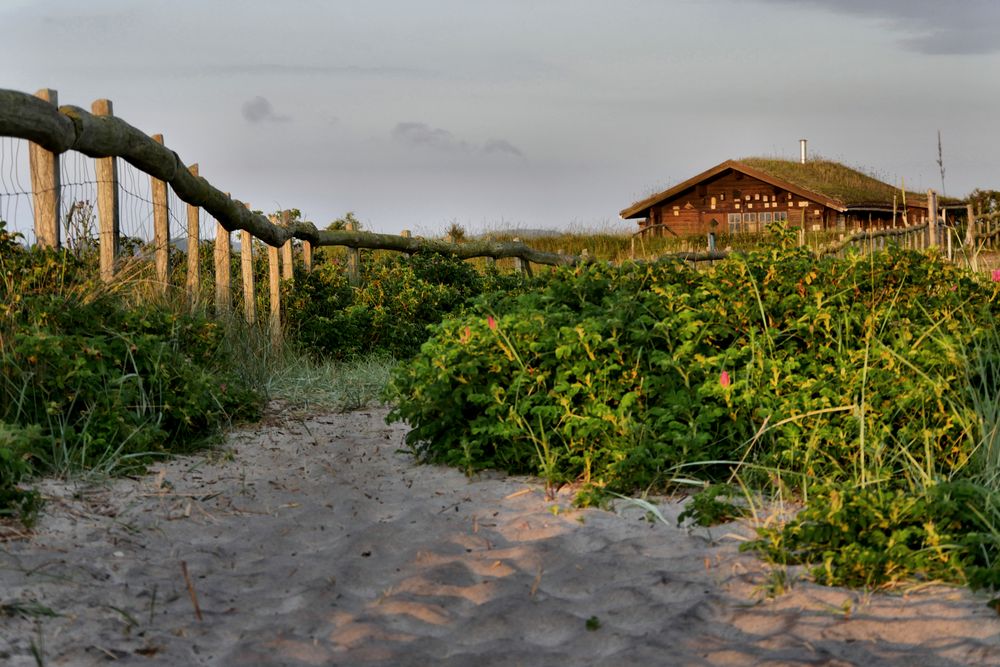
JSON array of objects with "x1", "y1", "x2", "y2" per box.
[{"x1": 738, "y1": 158, "x2": 920, "y2": 208}]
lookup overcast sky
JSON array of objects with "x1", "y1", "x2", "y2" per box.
[{"x1": 2, "y1": 0, "x2": 999, "y2": 237}]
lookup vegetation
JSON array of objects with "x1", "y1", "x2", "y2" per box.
[
  {"x1": 0, "y1": 221, "x2": 264, "y2": 524},
  {"x1": 285, "y1": 250, "x2": 533, "y2": 360},
  {"x1": 738, "y1": 157, "x2": 927, "y2": 207},
  {"x1": 10, "y1": 201, "x2": 1000, "y2": 594},
  {"x1": 387, "y1": 226, "x2": 1000, "y2": 588}
]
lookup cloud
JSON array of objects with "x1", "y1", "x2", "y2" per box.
[
  {"x1": 483, "y1": 139, "x2": 524, "y2": 158},
  {"x1": 391, "y1": 122, "x2": 524, "y2": 158},
  {"x1": 241, "y1": 96, "x2": 291, "y2": 123},
  {"x1": 754, "y1": 0, "x2": 1000, "y2": 54},
  {"x1": 391, "y1": 122, "x2": 467, "y2": 151}
]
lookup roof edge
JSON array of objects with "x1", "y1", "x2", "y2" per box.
[{"x1": 620, "y1": 159, "x2": 849, "y2": 219}]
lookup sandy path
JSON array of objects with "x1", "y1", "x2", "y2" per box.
[{"x1": 2, "y1": 406, "x2": 999, "y2": 666}]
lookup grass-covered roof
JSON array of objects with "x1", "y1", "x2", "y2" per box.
[{"x1": 738, "y1": 158, "x2": 922, "y2": 208}]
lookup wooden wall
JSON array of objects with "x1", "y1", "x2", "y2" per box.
[{"x1": 646, "y1": 170, "x2": 827, "y2": 236}]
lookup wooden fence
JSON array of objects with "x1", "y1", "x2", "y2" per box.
[
  {"x1": 0, "y1": 87, "x2": 598, "y2": 344},
  {"x1": 2, "y1": 87, "x2": 996, "y2": 344}
]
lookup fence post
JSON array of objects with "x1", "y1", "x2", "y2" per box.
[
  {"x1": 347, "y1": 221, "x2": 360, "y2": 286},
  {"x1": 302, "y1": 240, "x2": 312, "y2": 274},
  {"x1": 280, "y1": 210, "x2": 294, "y2": 282},
  {"x1": 985, "y1": 205, "x2": 993, "y2": 250},
  {"x1": 965, "y1": 204, "x2": 976, "y2": 252},
  {"x1": 927, "y1": 190, "x2": 938, "y2": 248},
  {"x1": 91, "y1": 99, "x2": 119, "y2": 282},
  {"x1": 268, "y1": 243, "x2": 281, "y2": 346},
  {"x1": 214, "y1": 201, "x2": 231, "y2": 317},
  {"x1": 28, "y1": 88, "x2": 60, "y2": 248},
  {"x1": 512, "y1": 237, "x2": 530, "y2": 276},
  {"x1": 185, "y1": 164, "x2": 201, "y2": 311},
  {"x1": 241, "y1": 228, "x2": 255, "y2": 325},
  {"x1": 151, "y1": 134, "x2": 170, "y2": 292}
]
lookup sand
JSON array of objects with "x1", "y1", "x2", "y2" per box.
[{"x1": 2, "y1": 405, "x2": 1000, "y2": 666}]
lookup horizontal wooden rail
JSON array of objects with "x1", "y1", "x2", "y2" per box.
[
  {"x1": 633, "y1": 223, "x2": 680, "y2": 237},
  {"x1": 818, "y1": 223, "x2": 928, "y2": 256},
  {"x1": 0, "y1": 88, "x2": 580, "y2": 267}
]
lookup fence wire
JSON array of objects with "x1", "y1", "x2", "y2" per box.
[
  {"x1": 0, "y1": 137, "x2": 226, "y2": 254},
  {"x1": 0, "y1": 137, "x2": 34, "y2": 243}
]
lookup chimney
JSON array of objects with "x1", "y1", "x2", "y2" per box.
[{"x1": 800, "y1": 139, "x2": 807, "y2": 164}]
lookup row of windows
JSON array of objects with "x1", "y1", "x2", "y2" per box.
[{"x1": 727, "y1": 211, "x2": 788, "y2": 233}]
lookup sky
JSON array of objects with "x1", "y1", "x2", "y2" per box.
[{"x1": 2, "y1": 0, "x2": 999, "y2": 238}]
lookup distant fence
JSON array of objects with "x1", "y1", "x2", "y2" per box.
[{"x1": 632, "y1": 191, "x2": 1000, "y2": 266}]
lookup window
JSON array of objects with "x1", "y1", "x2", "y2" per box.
[
  {"x1": 774, "y1": 211, "x2": 788, "y2": 222},
  {"x1": 719, "y1": 193, "x2": 726, "y2": 201},
  {"x1": 728, "y1": 212, "x2": 741, "y2": 233},
  {"x1": 761, "y1": 212, "x2": 773, "y2": 223},
  {"x1": 754, "y1": 193, "x2": 760, "y2": 200},
  {"x1": 710, "y1": 196, "x2": 717, "y2": 210},
  {"x1": 743, "y1": 213, "x2": 757, "y2": 222}
]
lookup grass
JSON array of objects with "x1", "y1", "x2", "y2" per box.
[{"x1": 266, "y1": 352, "x2": 396, "y2": 412}]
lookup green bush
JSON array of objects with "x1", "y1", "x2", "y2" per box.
[
  {"x1": 285, "y1": 251, "x2": 532, "y2": 360},
  {"x1": 0, "y1": 221, "x2": 263, "y2": 521},
  {"x1": 387, "y1": 242, "x2": 1000, "y2": 587}
]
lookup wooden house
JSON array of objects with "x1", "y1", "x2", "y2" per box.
[{"x1": 620, "y1": 158, "x2": 930, "y2": 237}]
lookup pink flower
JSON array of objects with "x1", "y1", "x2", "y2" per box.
[
  {"x1": 720, "y1": 371, "x2": 731, "y2": 388},
  {"x1": 487, "y1": 315, "x2": 497, "y2": 331},
  {"x1": 460, "y1": 326, "x2": 471, "y2": 344},
  {"x1": 992, "y1": 269, "x2": 1000, "y2": 283}
]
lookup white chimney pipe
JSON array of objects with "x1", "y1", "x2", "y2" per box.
[{"x1": 800, "y1": 139, "x2": 807, "y2": 164}]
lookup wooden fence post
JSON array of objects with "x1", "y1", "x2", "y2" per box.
[
  {"x1": 241, "y1": 229, "x2": 255, "y2": 324},
  {"x1": 927, "y1": 190, "x2": 938, "y2": 248},
  {"x1": 268, "y1": 243, "x2": 281, "y2": 346},
  {"x1": 512, "y1": 237, "x2": 528, "y2": 275},
  {"x1": 985, "y1": 205, "x2": 993, "y2": 250},
  {"x1": 347, "y1": 221, "x2": 360, "y2": 286},
  {"x1": 28, "y1": 88, "x2": 60, "y2": 248},
  {"x1": 214, "y1": 201, "x2": 231, "y2": 317},
  {"x1": 186, "y1": 164, "x2": 200, "y2": 311},
  {"x1": 240, "y1": 203, "x2": 255, "y2": 325},
  {"x1": 302, "y1": 240, "x2": 312, "y2": 274},
  {"x1": 280, "y1": 210, "x2": 294, "y2": 282},
  {"x1": 965, "y1": 204, "x2": 976, "y2": 252},
  {"x1": 92, "y1": 99, "x2": 119, "y2": 282},
  {"x1": 151, "y1": 134, "x2": 170, "y2": 292}
]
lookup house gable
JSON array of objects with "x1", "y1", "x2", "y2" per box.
[{"x1": 620, "y1": 160, "x2": 845, "y2": 220}]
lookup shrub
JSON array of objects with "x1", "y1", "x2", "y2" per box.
[
  {"x1": 0, "y1": 221, "x2": 263, "y2": 520},
  {"x1": 285, "y1": 251, "x2": 533, "y2": 360},
  {"x1": 387, "y1": 242, "x2": 1000, "y2": 587}
]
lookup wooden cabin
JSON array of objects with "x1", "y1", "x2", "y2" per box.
[{"x1": 621, "y1": 158, "x2": 929, "y2": 237}]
